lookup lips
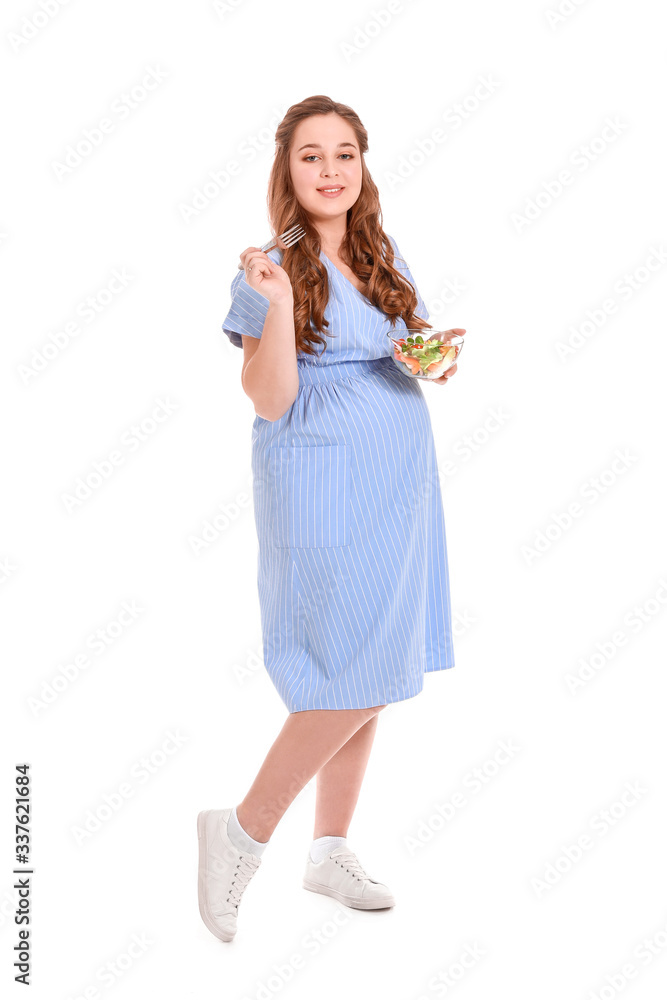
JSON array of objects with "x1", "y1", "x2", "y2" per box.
[
  {"x1": 316, "y1": 186, "x2": 345, "y2": 198},
  {"x1": 316, "y1": 186, "x2": 344, "y2": 191}
]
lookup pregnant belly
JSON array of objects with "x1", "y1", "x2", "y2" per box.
[{"x1": 251, "y1": 364, "x2": 435, "y2": 547}]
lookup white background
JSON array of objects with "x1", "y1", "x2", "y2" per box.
[{"x1": 2, "y1": 0, "x2": 666, "y2": 997}]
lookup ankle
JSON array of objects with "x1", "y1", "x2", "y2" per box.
[
  {"x1": 236, "y1": 803, "x2": 273, "y2": 844},
  {"x1": 227, "y1": 805, "x2": 270, "y2": 858},
  {"x1": 310, "y1": 835, "x2": 347, "y2": 863}
]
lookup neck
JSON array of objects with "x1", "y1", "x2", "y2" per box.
[{"x1": 316, "y1": 218, "x2": 347, "y2": 257}]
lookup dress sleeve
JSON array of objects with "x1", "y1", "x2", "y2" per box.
[
  {"x1": 387, "y1": 234, "x2": 430, "y2": 324},
  {"x1": 221, "y1": 263, "x2": 273, "y2": 350}
]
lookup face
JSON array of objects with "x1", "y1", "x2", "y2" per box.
[{"x1": 289, "y1": 114, "x2": 363, "y2": 226}]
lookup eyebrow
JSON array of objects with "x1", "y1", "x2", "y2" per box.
[{"x1": 297, "y1": 142, "x2": 357, "y2": 152}]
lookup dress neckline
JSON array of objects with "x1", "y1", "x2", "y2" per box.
[{"x1": 320, "y1": 250, "x2": 372, "y2": 306}]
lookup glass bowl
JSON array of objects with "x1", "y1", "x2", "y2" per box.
[{"x1": 387, "y1": 329, "x2": 464, "y2": 380}]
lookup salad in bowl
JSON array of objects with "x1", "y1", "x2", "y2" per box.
[{"x1": 387, "y1": 329, "x2": 464, "y2": 380}]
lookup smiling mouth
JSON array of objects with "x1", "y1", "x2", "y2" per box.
[{"x1": 317, "y1": 186, "x2": 345, "y2": 193}]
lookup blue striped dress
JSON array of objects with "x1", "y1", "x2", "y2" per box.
[{"x1": 222, "y1": 234, "x2": 455, "y2": 712}]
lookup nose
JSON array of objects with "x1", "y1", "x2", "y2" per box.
[{"x1": 321, "y1": 159, "x2": 339, "y2": 177}]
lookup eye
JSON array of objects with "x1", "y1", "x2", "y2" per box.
[{"x1": 303, "y1": 153, "x2": 354, "y2": 162}]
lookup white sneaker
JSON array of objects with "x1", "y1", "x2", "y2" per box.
[
  {"x1": 303, "y1": 846, "x2": 395, "y2": 909},
  {"x1": 197, "y1": 808, "x2": 262, "y2": 941}
]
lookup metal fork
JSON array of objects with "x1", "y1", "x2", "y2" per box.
[{"x1": 237, "y1": 223, "x2": 306, "y2": 269}]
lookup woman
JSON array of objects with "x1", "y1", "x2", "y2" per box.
[{"x1": 198, "y1": 95, "x2": 465, "y2": 943}]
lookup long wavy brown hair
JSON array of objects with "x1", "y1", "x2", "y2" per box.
[{"x1": 267, "y1": 95, "x2": 433, "y2": 357}]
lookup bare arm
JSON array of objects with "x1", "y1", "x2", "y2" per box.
[
  {"x1": 241, "y1": 300, "x2": 299, "y2": 421},
  {"x1": 237, "y1": 246, "x2": 299, "y2": 422}
]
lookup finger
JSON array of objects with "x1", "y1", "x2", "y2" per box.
[
  {"x1": 244, "y1": 255, "x2": 276, "y2": 280},
  {"x1": 239, "y1": 246, "x2": 262, "y2": 267},
  {"x1": 246, "y1": 251, "x2": 275, "y2": 272},
  {"x1": 245, "y1": 262, "x2": 272, "y2": 281}
]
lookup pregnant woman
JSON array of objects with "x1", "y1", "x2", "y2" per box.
[{"x1": 198, "y1": 94, "x2": 465, "y2": 943}]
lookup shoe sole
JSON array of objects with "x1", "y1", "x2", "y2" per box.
[
  {"x1": 197, "y1": 809, "x2": 235, "y2": 942},
  {"x1": 302, "y1": 878, "x2": 395, "y2": 910}
]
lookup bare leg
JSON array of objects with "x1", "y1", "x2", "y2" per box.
[
  {"x1": 312, "y1": 712, "x2": 381, "y2": 839},
  {"x1": 236, "y1": 706, "x2": 385, "y2": 843}
]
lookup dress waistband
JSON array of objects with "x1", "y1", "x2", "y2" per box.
[{"x1": 297, "y1": 356, "x2": 393, "y2": 384}]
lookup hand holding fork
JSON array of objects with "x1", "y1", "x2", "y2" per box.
[
  {"x1": 237, "y1": 223, "x2": 305, "y2": 269},
  {"x1": 238, "y1": 224, "x2": 305, "y2": 306}
]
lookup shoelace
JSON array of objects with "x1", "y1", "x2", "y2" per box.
[
  {"x1": 212, "y1": 855, "x2": 260, "y2": 915},
  {"x1": 332, "y1": 851, "x2": 372, "y2": 881}
]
